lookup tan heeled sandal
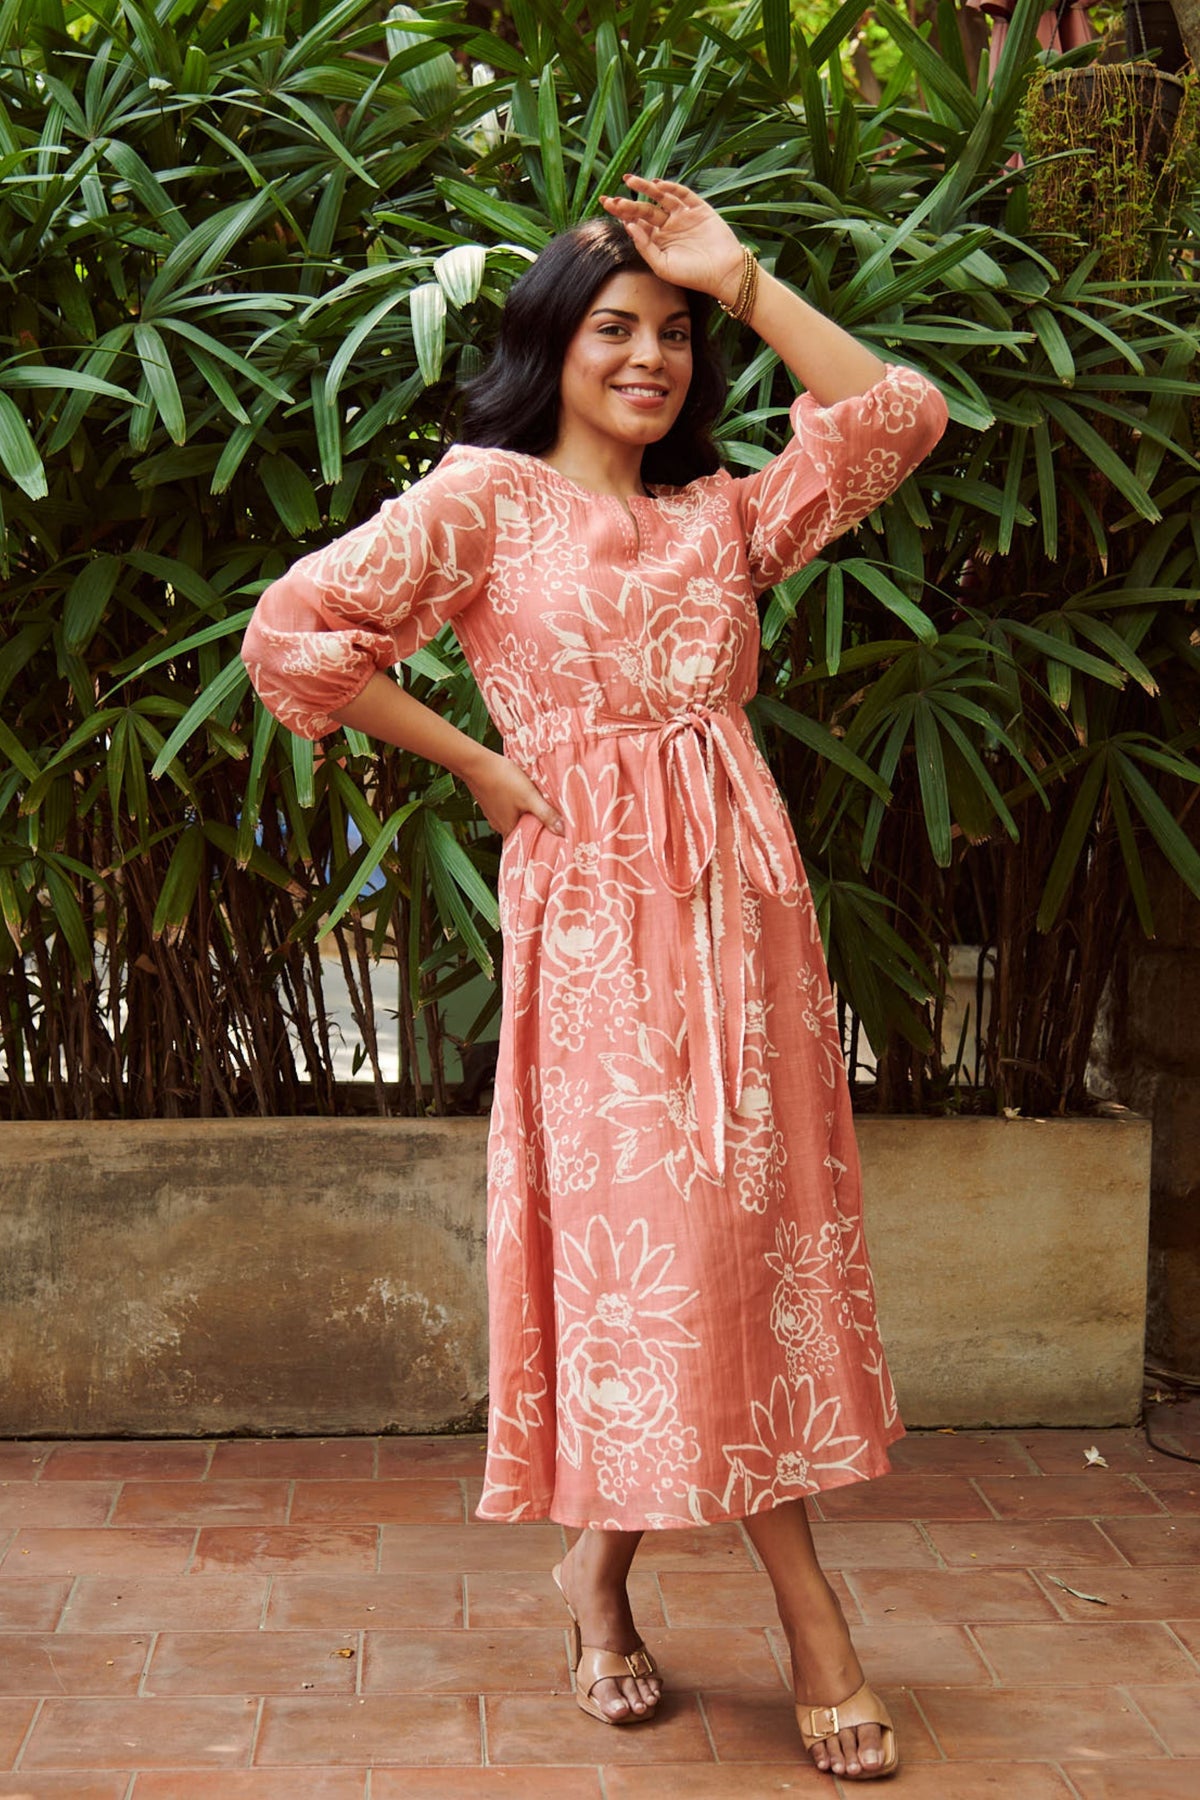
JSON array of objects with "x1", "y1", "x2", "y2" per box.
[
  {"x1": 551, "y1": 1562, "x2": 660, "y2": 1725},
  {"x1": 796, "y1": 1679, "x2": 899, "y2": 1779}
]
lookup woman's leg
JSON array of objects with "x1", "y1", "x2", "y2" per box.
[
  {"x1": 555, "y1": 1526, "x2": 662, "y2": 1720},
  {"x1": 744, "y1": 1499, "x2": 886, "y2": 1778}
]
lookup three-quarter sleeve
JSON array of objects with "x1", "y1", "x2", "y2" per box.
[
  {"x1": 734, "y1": 363, "x2": 948, "y2": 591},
  {"x1": 241, "y1": 448, "x2": 496, "y2": 738}
]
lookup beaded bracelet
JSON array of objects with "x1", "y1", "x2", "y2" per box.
[{"x1": 718, "y1": 247, "x2": 760, "y2": 325}]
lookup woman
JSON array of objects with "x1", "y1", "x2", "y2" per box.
[{"x1": 242, "y1": 176, "x2": 947, "y2": 1781}]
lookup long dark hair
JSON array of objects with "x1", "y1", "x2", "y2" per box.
[{"x1": 457, "y1": 219, "x2": 725, "y2": 485}]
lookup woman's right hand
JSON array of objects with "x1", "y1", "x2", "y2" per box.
[{"x1": 461, "y1": 746, "x2": 564, "y2": 840}]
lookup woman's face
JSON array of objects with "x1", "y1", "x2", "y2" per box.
[{"x1": 555, "y1": 269, "x2": 694, "y2": 457}]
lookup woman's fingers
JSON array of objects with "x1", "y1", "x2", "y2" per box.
[
  {"x1": 598, "y1": 195, "x2": 657, "y2": 224},
  {"x1": 535, "y1": 793, "x2": 565, "y2": 835},
  {"x1": 623, "y1": 173, "x2": 699, "y2": 204}
]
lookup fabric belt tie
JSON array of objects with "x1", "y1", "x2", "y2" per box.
[{"x1": 592, "y1": 705, "x2": 800, "y2": 1181}]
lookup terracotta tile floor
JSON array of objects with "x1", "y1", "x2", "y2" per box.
[{"x1": 1, "y1": 1413, "x2": 1199, "y2": 1797}]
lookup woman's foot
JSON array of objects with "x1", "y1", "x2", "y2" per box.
[
  {"x1": 743, "y1": 1499, "x2": 890, "y2": 1778},
  {"x1": 788, "y1": 1613, "x2": 888, "y2": 1778},
  {"x1": 555, "y1": 1532, "x2": 662, "y2": 1722}
]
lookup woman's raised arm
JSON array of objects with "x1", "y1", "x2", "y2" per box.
[{"x1": 599, "y1": 176, "x2": 887, "y2": 405}]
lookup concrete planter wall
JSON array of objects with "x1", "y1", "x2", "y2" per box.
[{"x1": 0, "y1": 1113, "x2": 1149, "y2": 1437}]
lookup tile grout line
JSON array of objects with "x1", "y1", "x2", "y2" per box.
[
  {"x1": 692, "y1": 1689, "x2": 720, "y2": 1763},
  {"x1": 135, "y1": 1627, "x2": 159, "y2": 1698},
  {"x1": 121, "y1": 1773, "x2": 137, "y2": 1800},
  {"x1": 55, "y1": 1572, "x2": 81, "y2": 1633},
  {"x1": 911, "y1": 1517, "x2": 949, "y2": 1569},
  {"x1": 905, "y1": 1684, "x2": 948, "y2": 1762},
  {"x1": 1090, "y1": 1518, "x2": 1138, "y2": 1567},
  {"x1": 967, "y1": 1475, "x2": 1005, "y2": 1521},
  {"x1": 739, "y1": 1517, "x2": 764, "y2": 1573},
  {"x1": 8, "y1": 1694, "x2": 43, "y2": 1772},
  {"x1": 181, "y1": 1524, "x2": 201, "y2": 1575},
  {"x1": 837, "y1": 1567, "x2": 866, "y2": 1627},
  {"x1": 285, "y1": 1477, "x2": 296, "y2": 1525},
  {"x1": 1114, "y1": 1679, "x2": 1175, "y2": 1756},
  {"x1": 1026, "y1": 1565, "x2": 1080, "y2": 1621},
  {"x1": 763, "y1": 1620, "x2": 792, "y2": 1691},
  {"x1": 1161, "y1": 1617, "x2": 1200, "y2": 1674},
  {"x1": 104, "y1": 1478, "x2": 122, "y2": 1527},
  {"x1": 1011, "y1": 1434, "x2": 1051, "y2": 1475},
  {"x1": 961, "y1": 1619, "x2": 1004, "y2": 1686},
  {"x1": 478, "y1": 1689, "x2": 488, "y2": 1766},
  {"x1": 1126, "y1": 1468, "x2": 1172, "y2": 1515},
  {"x1": 259, "y1": 1572, "x2": 274, "y2": 1631},
  {"x1": 652, "y1": 1566, "x2": 668, "y2": 1631},
  {"x1": 247, "y1": 1692, "x2": 265, "y2": 1769},
  {"x1": 1053, "y1": 1759, "x2": 1087, "y2": 1799}
]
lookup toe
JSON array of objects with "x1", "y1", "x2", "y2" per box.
[
  {"x1": 593, "y1": 1678, "x2": 632, "y2": 1720},
  {"x1": 838, "y1": 1724, "x2": 861, "y2": 1775},
  {"x1": 621, "y1": 1675, "x2": 649, "y2": 1715},
  {"x1": 855, "y1": 1720, "x2": 885, "y2": 1774},
  {"x1": 808, "y1": 1737, "x2": 832, "y2": 1773}
]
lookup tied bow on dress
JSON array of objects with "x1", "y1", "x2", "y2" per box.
[{"x1": 593, "y1": 703, "x2": 801, "y2": 1182}]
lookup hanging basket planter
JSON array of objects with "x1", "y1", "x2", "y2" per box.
[
  {"x1": 1040, "y1": 61, "x2": 1186, "y2": 167},
  {"x1": 1023, "y1": 61, "x2": 1197, "y2": 285}
]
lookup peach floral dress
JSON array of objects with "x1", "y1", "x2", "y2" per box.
[{"x1": 243, "y1": 363, "x2": 948, "y2": 1530}]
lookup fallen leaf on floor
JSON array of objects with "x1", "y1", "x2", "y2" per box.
[
  {"x1": 1083, "y1": 1445, "x2": 1109, "y2": 1468},
  {"x1": 1047, "y1": 1573, "x2": 1108, "y2": 1605},
  {"x1": 333, "y1": 1647, "x2": 355, "y2": 1658}
]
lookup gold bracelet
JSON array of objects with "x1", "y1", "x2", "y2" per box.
[{"x1": 718, "y1": 247, "x2": 760, "y2": 325}]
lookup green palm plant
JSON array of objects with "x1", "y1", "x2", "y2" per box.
[{"x1": 2, "y1": 0, "x2": 1197, "y2": 1120}]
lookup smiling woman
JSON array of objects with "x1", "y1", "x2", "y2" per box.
[
  {"x1": 456, "y1": 215, "x2": 725, "y2": 487},
  {"x1": 240, "y1": 174, "x2": 947, "y2": 1782}
]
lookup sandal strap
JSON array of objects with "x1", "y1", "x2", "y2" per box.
[
  {"x1": 578, "y1": 1642, "x2": 657, "y2": 1696},
  {"x1": 797, "y1": 1679, "x2": 894, "y2": 1745}
]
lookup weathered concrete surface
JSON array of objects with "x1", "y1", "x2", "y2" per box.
[
  {"x1": 0, "y1": 1118, "x2": 490, "y2": 1437},
  {"x1": 0, "y1": 1114, "x2": 1149, "y2": 1437},
  {"x1": 861, "y1": 1115, "x2": 1151, "y2": 1427}
]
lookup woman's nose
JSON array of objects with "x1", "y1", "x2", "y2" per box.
[{"x1": 629, "y1": 331, "x2": 665, "y2": 367}]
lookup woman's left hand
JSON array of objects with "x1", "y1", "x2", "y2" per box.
[{"x1": 599, "y1": 176, "x2": 745, "y2": 306}]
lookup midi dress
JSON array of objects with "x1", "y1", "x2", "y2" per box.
[{"x1": 242, "y1": 360, "x2": 949, "y2": 1531}]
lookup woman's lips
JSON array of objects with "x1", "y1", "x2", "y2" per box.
[{"x1": 612, "y1": 384, "x2": 670, "y2": 410}]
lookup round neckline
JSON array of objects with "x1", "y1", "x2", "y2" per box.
[{"x1": 479, "y1": 446, "x2": 667, "y2": 506}]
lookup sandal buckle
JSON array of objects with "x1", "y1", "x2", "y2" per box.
[{"x1": 626, "y1": 1648, "x2": 655, "y2": 1679}]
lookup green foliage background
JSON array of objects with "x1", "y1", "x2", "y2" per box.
[{"x1": 1, "y1": 0, "x2": 1198, "y2": 1119}]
